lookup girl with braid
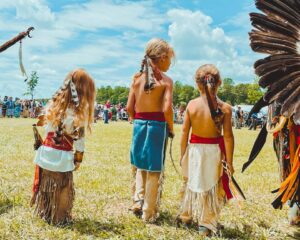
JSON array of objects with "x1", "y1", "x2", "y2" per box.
[
  {"x1": 178, "y1": 64, "x2": 234, "y2": 236},
  {"x1": 30, "y1": 69, "x2": 95, "y2": 225},
  {"x1": 127, "y1": 38, "x2": 175, "y2": 222}
]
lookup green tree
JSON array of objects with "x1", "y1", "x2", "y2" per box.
[
  {"x1": 247, "y1": 82, "x2": 264, "y2": 104},
  {"x1": 24, "y1": 71, "x2": 39, "y2": 100},
  {"x1": 234, "y1": 83, "x2": 250, "y2": 104},
  {"x1": 218, "y1": 78, "x2": 236, "y2": 104},
  {"x1": 173, "y1": 81, "x2": 182, "y2": 106},
  {"x1": 178, "y1": 85, "x2": 194, "y2": 104},
  {"x1": 96, "y1": 86, "x2": 129, "y2": 104}
]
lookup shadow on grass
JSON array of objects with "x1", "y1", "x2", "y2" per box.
[
  {"x1": 155, "y1": 210, "x2": 177, "y2": 227},
  {"x1": 0, "y1": 195, "x2": 14, "y2": 215},
  {"x1": 289, "y1": 228, "x2": 300, "y2": 239},
  {"x1": 69, "y1": 218, "x2": 125, "y2": 238},
  {"x1": 219, "y1": 225, "x2": 253, "y2": 240}
]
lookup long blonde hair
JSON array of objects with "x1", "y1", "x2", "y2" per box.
[{"x1": 47, "y1": 69, "x2": 96, "y2": 131}]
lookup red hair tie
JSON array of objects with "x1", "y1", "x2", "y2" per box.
[{"x1": 204, "y1": 74, "x2": 210, "y2": 82}]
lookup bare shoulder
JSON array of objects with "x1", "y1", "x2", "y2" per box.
[
  {"x1": 219, "y1": 100, "x2": 232, "y2": 114},
  {"x1": 187, "y1": 98, "x2": 199, "y2": 110},
  {"x1": 161, "y1": 72, "x2": 173, "y2": 86},
  {"x1": 131, "y1": 72, "x2": 142, "y2": 87}
]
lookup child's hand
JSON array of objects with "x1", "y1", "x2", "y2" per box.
[
  {"x1": 74, "y1": 162, "x2": 81, "y2": 171},
  {"x1": 169, "y1": 131, "x2": 175, "y2": 139},
  {"x1": 228, "y1": 164, "x2": 234, "y2": 175}
]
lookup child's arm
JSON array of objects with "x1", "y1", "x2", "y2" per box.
[
  {"x1": 126, "y1": 77, "x2": 136, "y2": 119},
  {"x1": 74, "y1": 132, "x2": 85, "y2": 171},
  {"x1": 163, "y1": 80, "x2": 174, "y2": 136},
  {"x1": 180, "y1": 106, "x2": 191, "y2": 164},
  {"x1": 223, "y1": 106, "x2": 235, "y2": 174}
]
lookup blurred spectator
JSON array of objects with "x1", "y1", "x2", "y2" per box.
[
  {"x1": 235, "y1": 106, "x2": 243, "y2": 129},
  {"x1": 2, "y1": 96, "x2": 8, "y2": 117},
  {"x1": 7, "y1": 97, "x2": 14, "y2": 118},
  {"x1": 14, "y1": 98, "x2": 21, "y2": 118}
]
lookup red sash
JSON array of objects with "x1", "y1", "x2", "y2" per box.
[
  {"x1": 190, "y1": 134, "x2": 233, "y2": 199},
  {"x1": 134, "y1": 112, "x2": 165, "y2": 122},
  {"x1": 43, "y1": 132, "x2": 73, "y2": 151}
]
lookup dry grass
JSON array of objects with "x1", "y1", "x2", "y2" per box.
[{"x1": 0, "y1": 118, "x2": 299, "y2": 239}]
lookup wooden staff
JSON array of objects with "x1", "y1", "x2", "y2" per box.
[{"x1": 0, "y1": 27, "x2": 34, "y2": 53}]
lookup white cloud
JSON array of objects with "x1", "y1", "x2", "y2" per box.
[
  {"x1": 167, "y1": 9, "x2": 255, "y2": 84},
  {"x1": 58, "y1": 0, "x2": 164, "y2": 32},
  {"x1": 15, "y1": 0, "x2": 55, "y2": 23}
]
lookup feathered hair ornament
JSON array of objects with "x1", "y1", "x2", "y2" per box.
[
  {"x1": 52, "y1": 72, "x2": 79, "y2": 108},
  {"x1": 139, "y1": 55, "x2": 162, "y2": 93},
  {"x1": 51, "y1": 71, "x2": 80, "y2": 144}
]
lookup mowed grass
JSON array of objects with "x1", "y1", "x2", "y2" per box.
[{"x1": 0, "y1": 118, "x2": 299, "y2": 240}]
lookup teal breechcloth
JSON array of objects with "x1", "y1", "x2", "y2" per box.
[{"x1": 130, "y1": 119, "x2": 167, "y2": 172}]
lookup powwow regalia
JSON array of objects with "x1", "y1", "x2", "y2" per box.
[
  {"x1": 30, "y1": 70, "x2": 94, "y2": 225},
  {"x1": 130, "y1": 56, "x2": 169, "y2": 222},
  {"x1": 128, "y1": 38, "x2": 174, "y2": 222},
  {"x1": 178, "y1": 67, "x2": 245, "y2": 234},
  {"x1": 242, "y1": 0, "x2": 300, "y2": 225},
  {"x1": 179, "y1": 135, "x2": 231, "y2": 233}
]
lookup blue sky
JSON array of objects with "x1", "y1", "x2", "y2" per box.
[{"x1": 0, "y1": 0, "x2": 260, "y2": 99}]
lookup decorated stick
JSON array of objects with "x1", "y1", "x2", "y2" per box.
[{"x1": 0, "y1": 27, "x2": 34, "y2": 53}]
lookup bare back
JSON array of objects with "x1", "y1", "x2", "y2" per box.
[
  {"x1": 127, "y1": 71, "x2": 174, "y2": 133},
  {"x1": 186, "y1": 96, "x2": 232, "y2": 138},
  {"x1": 132, "y1": 73, "x2": 171, "y2": 113},
  {"x1": 180, "y1": 94, "x2": 234, "y2": 166}
]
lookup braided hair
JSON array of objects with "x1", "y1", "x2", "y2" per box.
[
  {"x1": 138, "y1": 38, "x2": 174, "y2": 93},
  {"x1": 195, "y1": 64, "x2": 224, "y2": 133}
]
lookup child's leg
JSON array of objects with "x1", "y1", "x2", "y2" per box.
[
  {"x1": 178, "y1": 177, "x2": 192, "y2": 225},
  {"x1": 142, "y1": 171, "x2": 160, "y2": 222},
  {"x1": 288, "y1": 203, "x2": 300, "y2": 225},
  {"x1": 131, "y1": 166, "x2": 137, "y2": 202},
  {"x1": 179, "y1": 176, "x2": 188, "y2": 200},
  {"x1": 134, "y1": 169, "x2": 146, "y2": 201},
  {"x1": 131, "y1": 169, "x2": 146, "y2": 214}
]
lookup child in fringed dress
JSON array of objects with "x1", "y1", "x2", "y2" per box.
[
  {"x1": 178, "y1": 64, "x2": 235, "y2": 236},
  {"x1": 30, "y1": 69, "x2": 95, "y2": 225}
]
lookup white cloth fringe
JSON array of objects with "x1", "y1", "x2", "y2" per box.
[{"x1": 180, "y1": 180, "x2": 225, "y2": 232}]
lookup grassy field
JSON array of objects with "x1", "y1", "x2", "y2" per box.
[{"x1": 0, "y1": 118, "x2": 299, "y2": 240}]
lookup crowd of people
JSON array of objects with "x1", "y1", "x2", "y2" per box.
[
  {"x1": 0, "y1": 96, "x2": 46, "y2": 118},
  {"x1": 94, "y1": 101, "x2": 129, "y2": 123},
  {"x1": 94, "y1": 103, "x2": 188, "y2": 125},
  {"x1": 234, "y1": 106, "x2": 267, "y2": 130}
]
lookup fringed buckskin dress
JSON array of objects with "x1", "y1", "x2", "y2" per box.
[{"x1": 33, "y1": 108, "x2": 85, "y2": 225}]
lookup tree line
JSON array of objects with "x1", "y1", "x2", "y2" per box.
[{"x1": 96, "y1": 78, "x2": 264, "y2": 106}]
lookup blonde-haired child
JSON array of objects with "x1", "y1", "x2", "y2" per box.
[
  {"x1": 127, "y1": 38, "x2": 175, "y2": 222},
  {"x1": 31, "y1": 69, "x2": 95, "y2": 225},
  {"x1": 178, "y1": 64, "x2": 234, "y2": 236}
]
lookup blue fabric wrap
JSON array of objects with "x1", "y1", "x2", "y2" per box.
[{"x1": 130, "y1": 119, "x2": 167, "y2": 172}]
